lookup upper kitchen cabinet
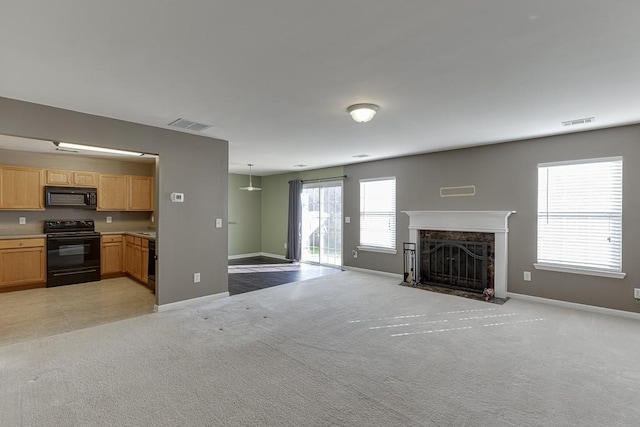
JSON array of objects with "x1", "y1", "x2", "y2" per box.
[
  {"x1": 98, "y1": 174, "x2": 154, "y2": 211},
  {"x1": 97, "y1": 174, "x2": 127, "y2": 211},
  {"x1": 46, "y1": 169, "x2": 98, "y2": 187},
  {"x1": 0, "y1": 166, "x2": 44, "y2": 210},
  {"x1": 128, "y1": 175, "x2": 153, "y2": 211}
]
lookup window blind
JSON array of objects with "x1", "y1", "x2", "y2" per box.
[
  {"x1": 537, "y1": 157, "x2": 623, "y2": 272},
  {"x1": 360, "y1": 177, "x2": 396, "y2": 251}
]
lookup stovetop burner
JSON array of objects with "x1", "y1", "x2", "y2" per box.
[{"x1": 44, "y1": 219, "x2": 97, "y2": 234}]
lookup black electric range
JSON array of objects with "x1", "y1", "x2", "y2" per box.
[{"x1": 44, "y1": 219, "x2": 101, "y2": 287}]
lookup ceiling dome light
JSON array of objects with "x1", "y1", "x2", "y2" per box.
[
  {"x1": 347, "y1": 103, "x2": 379, "y2": 123},
  {"x1": 239, "y1": 163, "x2": 262, "y2": 191}
]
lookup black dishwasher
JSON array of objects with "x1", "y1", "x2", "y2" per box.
[{"x1": 148, "y1": 239, "x2": 156, "y2": 292}]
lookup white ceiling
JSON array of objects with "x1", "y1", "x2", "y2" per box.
[{"x1": 1, "y1": 1, "x2": 639, "y2": 175}]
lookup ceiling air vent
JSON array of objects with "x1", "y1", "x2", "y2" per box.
[
  {"x1": 562, "y1": 117, "x2": 595, "y2": 127},
  {"x1": 168, "y1": 118, "x2": 212, "y2": 132}
]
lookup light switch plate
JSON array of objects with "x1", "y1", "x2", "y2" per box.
[
  {"x1": 106, "y1": 216, "x2": 112, "y2": 223},
  {"x1": 524, "y1": 271, "x2": 531, "y2": 281},
  {"x1": 19, "y1": 217, "x2": 26, "y2": 225},
  {"x1": 345, "y1": 216, "x2": 351, "y2": 223},
  {"x1": 215, "y1": 218, "x2": 222, "y2": 228},
  {"x1": 634, "y1": 288, "x2": 640, "y2": 299}
]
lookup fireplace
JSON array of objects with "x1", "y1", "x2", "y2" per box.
[
  {"x1": 420, "y1": 231, "x2": 494, "y2": 293},
  {"x1": 402, "y1": 211, "x2": 515, "y2": 298}
]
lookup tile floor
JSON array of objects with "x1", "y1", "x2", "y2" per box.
[
  {"x1": 228, "y1": 256, "x2": 342, "y2": 295},
  {"x1": 0, "y1": 277, "x2": 155, "y2": 347},
  {"x1": 1, "y1": 259, "x2": 341, "y2": 346}
]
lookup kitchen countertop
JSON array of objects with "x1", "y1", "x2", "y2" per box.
[
  {"x1": 0, "y1": 233, "x2": 47, "y2": 240},
  {"x1": 0, "y1": 231, "x2": 155, "y2": 240},
  {"x1": 101, "y1": 231, "x2": 156, "y2": 240}
]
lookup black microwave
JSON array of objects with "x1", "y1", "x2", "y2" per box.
[{"x1": 45, "y1": 186, "x2": 98, "y2": 209}]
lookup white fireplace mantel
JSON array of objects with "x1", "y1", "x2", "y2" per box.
[{"x1": 401, "y1": 211, "x2": 516, "y2": 298}]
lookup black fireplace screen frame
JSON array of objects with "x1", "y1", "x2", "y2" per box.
[{"x1": 421, "y1": 239, "x2": 488, "y2": 293}]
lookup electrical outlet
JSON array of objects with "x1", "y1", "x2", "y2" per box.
[
  {"x1": 634, "y1": 288, "x2": 640, "y2": 299},
  {"x1": 524, "y1": 271, "x2": 531, "y2": 281},
  {"x1": 106, "y1": 216, "x2": 112, "y2": 223},
  {"x1": 345, "y1": 216, "x2": 351, "y2": 224},
  {"x1": 352, "y1": 250, "x2": 358, "y2": 259},
  {"x1": 19, "y1": 217, "x2": 26, "y2": 225},
  {"x1": 194, "y1": 273, "x2": 201, "y2": 283},
  {"x1": 215, "y1": 218, "x2": 222, "y2": 228}
]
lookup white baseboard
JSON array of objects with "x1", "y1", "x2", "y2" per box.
[
  {"x1": 155, "y1": 291, "x2": 229, "y2": 312},
  {"x1": 228, "y1": 252, "x2": 262, "y2": 260},
  {"x1": 228, "y1": 252, "x2": 288, "y2": 260},
  {"x1": 342, "y1": 266, "x2": 403, "y2": 281},
  {"x1": 506, "y1": 292, "x2": 640, "y2": 321},
  {"x1": 260, "y1": 252, "x2": 287, "y2": 260}
]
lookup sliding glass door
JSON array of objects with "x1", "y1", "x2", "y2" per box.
[{"x1": 301, "y1": 181, "x2": 342, "y2": 266}]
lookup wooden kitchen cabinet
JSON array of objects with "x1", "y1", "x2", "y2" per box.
[
  {"x1": 0, "y1": 238, "x2": 46, "y2": 288},
  {"x1": 0, "y1": 166, "x2": 44, "y2": 210},
  {"x1": 98, "y1": 174, "x2": 127, "y2": 211},
  {"x1": 124, "y1": 235, "x2": 151, "y2": 285},
  {"x1": 101, "y1": 234, "x2": 124, "y2": 277},
  {"x1": 98, "y1": 174, "x2": 153, "y2": 211},
  {"x1": 45, "y1": 169, "x2": 74, "y2": 186},
  {"x1": 128, "y1": 176, "x2": 153, "y2": 211},
  {"x1": 125, "y1": 235, "x2": 143, "y2": 282},
  {"x1": 73, "y1": 171, "x2": 98, "y2": 187},
  {"x1": 45, "y1": 169, "x2": 97, "y2": 187}
]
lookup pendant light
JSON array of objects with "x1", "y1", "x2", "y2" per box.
[{"x1": 239, "y1": 164, "x2": 262, "y2": 191}]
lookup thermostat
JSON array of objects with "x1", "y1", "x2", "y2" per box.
[{"x1": 170, "y1": 192, "x2": 184, "y2": 202}]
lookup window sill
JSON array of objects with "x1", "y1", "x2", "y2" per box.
[
  {"x1": 357, "y1": 246, "x2": 397, "y2": 255},
  {"x1": 534, "y1": 263, "x2": 626, "y2": 279}
]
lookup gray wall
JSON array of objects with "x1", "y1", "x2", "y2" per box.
[
  {"x1": 261, "y1": 166, "x2": 344, "y2": 257},
  {"x1": 0, "y1": 97, "x2": 228, "y2": 306},
  {"x1": 343, "y1": 124, "x2": 640, "y2": 313},
  {"x1": 228, "y1": 173, "x2": 262, "y2": 256}
]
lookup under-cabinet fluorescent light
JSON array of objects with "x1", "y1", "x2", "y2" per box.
[{"x1": 55, "y1": 142, "x2": 144, "y2": 157}]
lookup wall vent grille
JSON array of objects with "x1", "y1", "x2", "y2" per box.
[
  {"x1": 168, "y1": 118, "x2": 212, "y2": 132},
  {"x1": 562, "y1": 117, "x2": 595, "y2": 127}
]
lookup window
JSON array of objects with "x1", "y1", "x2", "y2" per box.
[
  {"x1": 535, "y1": 157, "x2": 624, "y2": 278},
  {"x1": 358, "y1": 177, "x2": 396, "y2": 253}
]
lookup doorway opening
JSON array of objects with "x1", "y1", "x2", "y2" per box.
[{"x1": 301, "y1": 181, "x2": 342, "y2": 266}]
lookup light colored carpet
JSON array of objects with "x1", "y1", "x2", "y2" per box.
[{"x1": 2, "y1": 271, "x2": 639, "y2": 426}]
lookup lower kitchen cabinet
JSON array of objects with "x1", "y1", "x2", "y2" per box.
[
  {"x1": 101, "y1": 234, "x2": 124, "y2": 276},
  {"x1": 0, "y1": 238, "x2": 46, "y2": 288},
  {"x1": 124, "y1": 235, "x2": 150, "y2": 285}
]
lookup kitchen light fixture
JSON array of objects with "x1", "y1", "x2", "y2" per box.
[
  {"x1": 54, "y1": 141, "x2": 144, "y2": 157},
  {"x1": 347, "y1": 103, "x2": 379, "y2": 123},
  {"x1": 239, "y1": 164, "x2": 262, "y2": 191}
]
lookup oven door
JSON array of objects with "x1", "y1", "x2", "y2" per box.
[{"x1": 47, "y1": 234, "x2": 101, "y2": 287}]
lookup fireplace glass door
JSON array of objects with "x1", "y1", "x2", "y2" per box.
[{"x1": 301, "y1": 181, "x2": 342, "y2": 266}]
